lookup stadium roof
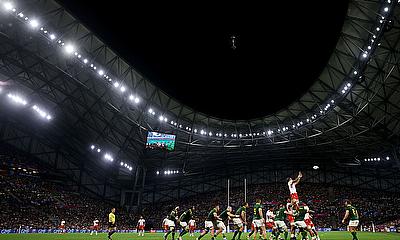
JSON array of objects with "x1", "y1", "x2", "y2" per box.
[{"x1": 0, "y1": 0, "x2": 399, "y2": 199}]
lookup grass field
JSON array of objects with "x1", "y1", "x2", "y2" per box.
[{"x1": 0, "y1": 232, "x2": 398, "y2": 240}]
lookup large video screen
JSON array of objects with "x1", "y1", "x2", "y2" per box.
[{"x1": 146, "y1": 131, "x2": 176, "y2": 151}]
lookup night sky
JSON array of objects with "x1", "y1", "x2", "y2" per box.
[{"x1": 57, "y1": 0, "x2": 349, "y2": 120}]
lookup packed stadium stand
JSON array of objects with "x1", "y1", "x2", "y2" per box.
[{"x1": 1, "y1": 157, "x2": 399, "y2": 231}]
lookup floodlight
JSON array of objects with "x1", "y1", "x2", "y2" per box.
[
  {"x1": 29, "y1": 19, "x2": 39, "y2": 28},
  {"x1": 156, "y1": 171, "x2": 159, "y2": 175},
  {"x1": 362, "y1": 53, "x2": 367, "y2": 58},
  {"x1": 120, "y1": 86, "x2": 126, "y2": 92},
  {"x1": 64, "y1": 44, "x2": 75, "y2": 54},
  {"x1": 386, "y1": 156, "x2": 390, "y2": 160},
  {"x1": 97, "y1": 148, "x2": 101, "y2": 153},
  {"x1": 313, "y1": 165, "x2": 319, "y2": 170},
  {"x1": 209, "y1": 132, "x2": 212, "y2": 136},
  {"x1": 384, "y1": 7, "x2": 389, "y2": 12},
  {"x1": 194, "y1": 129, "x2": 197, "y2": 133},
  {"x1": 134, "y1": 97, "x2": 140, "y2": 103},
  {"x1": 120, "y1": 162, "x2": 124, "y2": 166},
  {"x1": 164, "y1": 118, "x2": 168, "y2": 122},
  {"x1": 50, "y1": 34, "x2": 56, "y2": 40},
  {"x1": 341, "y1": 90, "x2": 346, "y2": 94},
  {"x1": 114, "y1": 82, "x2": 120, "y2": 88},
  {"x1": 367, "y1": 46, "x2": 371, "y2": 50},
  {"x1": 159, "y1": 116, "x2": 164, "y2": 121},
  {"x1": 3, "y1": 2, "x2": 13, "y2": 11},
  {"x1": 98, "y1": 70, "x2": 104, "y2": 76},
  {"x1": 83, "y1": 59, "x2": 88, "y2": 64},
  {"x1": 129, "y1": 95, "x2": 134, "y2": 100},
  {"x1": 376, "y1": 27, "x2": 380, "y2": 31},
  {"x1": 353, "y1": 71, "x2": 358, "y2": 75},
  {"x1": 18, "y1": 12, "x2": 23, "y2": 17},
  {"x1": 90, "y1": 145, "x2": 95, "y2": 150},
  {"x1": 148, "y1": 108, "x2": 153, "y2": 113}
]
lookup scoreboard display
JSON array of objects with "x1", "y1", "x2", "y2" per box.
[{"x1": 146, "y1": 131, "x2": 176, "y2": 151}]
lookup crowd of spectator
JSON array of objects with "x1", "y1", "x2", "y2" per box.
[{"x1": 1, "y1": 170, "x2": 399, "y2": 231}]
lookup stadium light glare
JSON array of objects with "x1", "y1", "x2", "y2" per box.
[
  {"x1": 97, "y1": 148, "x2": 101, "y2": 153},
  {"x1": 386, "y1": 156, "x2": 390, "y2": 160},
  {"x1": 313, "y1": 165, "x2": 319, "y2": 170},
  {"x1": 362, "y1": 53, "x2": 368, "y2": 58},
  {"x1": 120, "y1": 162, "x2": 124, "y2": 166},
  {"x1": 129, "y1": 95, "x2": 134, "y2": 101},
  {"x1": 159, "y1": 116, "x2": 164, "y2": 121},
  {"x1": 384, "y1": 7, "x2": 389, "y2": 12},
  {"x1": 113, "y1": 82, "x2": 120, "y2": 88},
  {"x1": 64, "y1": 44, "x2": 75, "y2": 54},
  {"x1": 90, "y1": 145, "x2": 95, "y2": 150},
  {"x1": 120, "y1": 86, "x2": 126, "y2": 92},
  {"x1": 156, "y1": 171, "x2": 159, "y2": 175},
  {"x1": 98, "y1": 70, "x2": 104, "y2": 76},
  {"x1": 7, "y1": 93, "x2": 27, "y2": 105},
  {"x1": 3, "y1": 2, "x2": 13, "y2": 11},
  {"x1": 50, "y1": 34, "x2": 56, "y2": 40},
  {"x1": 29, "y1": 19, "x2": 39, "y2": 28},
  {"x1": 353, "y1": 70, "x2": 358, "y2": 75},
  {"x1": 134, "y1": 97, "x2": 140, "y2": 103},
  {"x1": 83, "y1": 59, "x2": 88, "y2": 64}
]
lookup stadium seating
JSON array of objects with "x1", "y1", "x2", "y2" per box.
[{"x1": 1, "y1": 172, "x2": 399, "y2": 231}]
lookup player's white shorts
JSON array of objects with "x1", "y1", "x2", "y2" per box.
[
  {"x1": 253, "y1": 219, "x2": 265, "y2": 228},
  {"x1": 349, "y1": 220, "x2": 359, "y2": 227},
  {"x1": 216, "y1": 221, "x2": 226, "y2": 234},
  {"x1": 232, "y1": 218, "x2": 243, "y2": 228},
  {"x1": 217, "y1": 221, "x2": 226, "y2": 232},
  {"x1": 180, "y1": 222, "x2": 188, "y2": 228},
  {"x1": 294, "y1": 221, "x2": 307, "y2": 228},
  {"x1": 205, "y1": 221, "x2": 214, "y2": 229},
  {"x1": 275, "y1": 221, "x2": 287, "y2": 230},
  {"x1": 166, "y1": 219, "x2": 175, "y2": 227}
]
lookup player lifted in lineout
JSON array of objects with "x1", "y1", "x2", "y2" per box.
[
  {"x1": 137, "y1": 216, "x2": 146, "y2": 237},
  {"x1": 232, "y1": 202, "x2": 248, "y2": 240},
  {"x1": 287, "y1": 171, "x2": 302, "y2": 209},
  {"x1": 164, "y1": 206, "x2": 179, "y2": 240},
  {"x1": 178, "y1": 206, "x2": 195, "y2": 240},
  {"x1": 342, "y1": 200, "x2": 360, "y2": 240}
]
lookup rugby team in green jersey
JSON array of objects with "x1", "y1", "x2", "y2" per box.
[{"x1": 160, "y1": 172, "x2": 360, "y2": 240}]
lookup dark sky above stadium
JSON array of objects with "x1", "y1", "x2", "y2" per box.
[{"x1": 57, "y1": 0, "x2": 349, "y2": 120}]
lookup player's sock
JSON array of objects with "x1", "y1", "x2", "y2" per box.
[
  {"x1": 232, "y1": 230, "x2": 239, "y2": 240},
  {"x1": 180, "y1": 229, "x2": 187, "y2": 237},
  {"x1": 284, "y1": 231, "x2": 288, "y2": 240},
  {"x1": 238, "y1": 230, "x2": 243, "y2": 240},
  {"x1": 172, "y1": 231, "x2": 176, "y2": 240},
  {"x1": 301, "y1": 231, "x2": 307, "y2": 240},
  {"x1": 248, "y1": 230, "x2": 255, "y2": 237},
  {"x1": 165, "y1": 230, "x2": 171, "y2": 240},
  {"x1": 351, "y1": 231, "x2": 358, "y2": 240}
]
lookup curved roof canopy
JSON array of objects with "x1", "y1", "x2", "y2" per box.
[{"x1": 0, "y1": 0, "x2": 399, "y2": 185}]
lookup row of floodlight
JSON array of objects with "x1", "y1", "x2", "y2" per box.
[
  {"x1": 0, "y1": 88, "x2": 52, "y2": 121},
  {"x1": 364, "y1": 156, "x2": 390, "y2": 162},
  {"x1": 90, "y1": 144, "x2": 133, "y2": 171},
  {"x1": 156, "y1": 170, "x2": 180, "y2": 175},
  {"x1": 1, "y1": 0, "x2": 395, "y2": 141}
]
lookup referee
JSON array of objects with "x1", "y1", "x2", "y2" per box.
[{"x1": 108, "y1": 208, "x2": 116, "y2": 240}]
